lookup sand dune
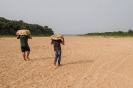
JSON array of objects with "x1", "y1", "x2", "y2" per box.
[{"x1": 0, "y1": 36, "x2": 133, "y2": 88}]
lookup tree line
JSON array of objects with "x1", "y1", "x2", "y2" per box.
[
  {"x1": 0, "y1": 17, "x2": 54, "y2": 36},
  {"x1": 84, "y1": 29, "x2": 133, "y2": 37}
]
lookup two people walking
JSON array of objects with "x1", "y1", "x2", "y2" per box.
[{"x1": 17, "y1": 31, "x2": 64, "y2": 66}]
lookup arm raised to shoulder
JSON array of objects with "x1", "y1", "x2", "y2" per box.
[
  {"x1": 29, "y1": 34, "x2": 32, "y2": 39},
  {"x1": 61, "y1": 38, "x2": 65, "y2": 45}
]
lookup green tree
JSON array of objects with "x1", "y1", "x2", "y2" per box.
[
  {"x1": 128, "y1": 29, "x2": 133, "y2": 34},
  {"x1": 0, "y1": 17, "x2": 54, "y2": 36}
]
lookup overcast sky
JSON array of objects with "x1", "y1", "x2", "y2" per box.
[{"x1": 0, "y1": 0, "x2": 133, "y2": 34}]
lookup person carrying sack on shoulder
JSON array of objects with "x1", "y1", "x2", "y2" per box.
[
  {"x1": 51, "y1": 34, "x2": 64, "y2": 66},
  {"x1": 16, "y1": 30, "x2": 32, "y2": 61}
]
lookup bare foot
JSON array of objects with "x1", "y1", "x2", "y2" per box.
[
  {"x1": 54, "y1": 62, "x2": 56, "y2": 66},
  {"x1": 24, "y1": 59, "x2": 27, "y2": 61},
  {"x1": 27, "y1": 57, "x2": 30, "y2": 60}
]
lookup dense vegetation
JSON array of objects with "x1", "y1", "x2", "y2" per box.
[
  {"x1": 0, "y1": 17, "x2": 54, "y2": 36},
  {"x1": 83, "y1": 30, "x2": 133, "y2": 37}
]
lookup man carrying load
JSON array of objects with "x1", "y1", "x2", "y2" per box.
[
  {"x1": 51, "y1": 34, "x2": 65, "y2": 66},
  {"x1": 16, "y1": 29, "x2": 32, "y2": 61}
]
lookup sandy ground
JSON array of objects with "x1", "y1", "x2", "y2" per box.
[{"x1": 0, "y1": 36, "x2": 133, "y2": 88}]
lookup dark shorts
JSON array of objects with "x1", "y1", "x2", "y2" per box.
[{"x1": 21, "y1": 46, "x2": 30, "y2": 52}]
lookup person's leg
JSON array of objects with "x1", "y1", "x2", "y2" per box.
[
  {"x1": 27, "y1": 51, "x2": 30, "y2": 60},
  {"x1": 26, "y1": 46, "x2": 30, "y2": 60},
  {"x1": 54, "y1": 51, "x2": 58, "y2": 66},
  {"x1": 57, "y1": 50, "x2": 62, "y2": 66},
  {"x1": 21, "y1": 47, "x2": 26, "y2": 60},
  {"x1": 22, "y1": 52, "x2": 26, "y2": 60}
]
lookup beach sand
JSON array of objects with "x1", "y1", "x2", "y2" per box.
[{"x1": 0, "y1": 36, "x2": 133, "y2": 88}]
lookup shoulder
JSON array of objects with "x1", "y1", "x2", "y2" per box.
[
  {"x1": 57, "y1": 40, "x2": 62, "y2": 42},
  {"x1": 17, "y1": 35, "x2": 20, "y2": 39},
  {"x1": 27, "y1": 35, "x2": 29, "y2": 37},
  {"x1": 52, "y1": 40, "x2": 62, "y2": 43},
  {"x1": 59, "y1": 40, "x2": 63, "y2": 42}
]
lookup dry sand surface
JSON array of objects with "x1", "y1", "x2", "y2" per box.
[{"x1": 0, "y1": 36, "x2": 133, "y2": 88}]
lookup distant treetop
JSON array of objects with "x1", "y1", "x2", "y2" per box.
[{"x1": 0, "y1": 17, "x2": 54, "y2": 36}]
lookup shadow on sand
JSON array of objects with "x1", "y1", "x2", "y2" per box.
[{"x1": 62, "y1": 59, "x2": 94, "y2": 66}]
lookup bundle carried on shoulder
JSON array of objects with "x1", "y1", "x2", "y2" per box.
[
  {"x1": 16, "y1": 29, "x2": 31, "y2": 35},
  {"x1": 51, "y1": 34, "x2": 64, "y2": 40}
]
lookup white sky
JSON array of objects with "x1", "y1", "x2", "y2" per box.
[{"x1": 0, "y1": 0, "x2": 133, "y2": 34}]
